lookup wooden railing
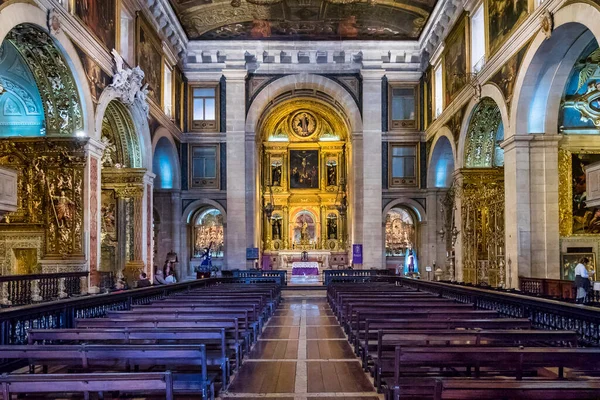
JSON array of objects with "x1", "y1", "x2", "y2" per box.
[
  {"x1": 519, "y1": 276, "x2": 576, "y2": 300},
  {"x1": 395, "y1": 277, "x2": 600, "y2": 346},
  {"x1": 0, "y1": 272, "x2": 88, "y2": 307},
  {"x1": 230, "y1": 270, "x2": 287, "y2": 286},
  {"x1": 323, "y1": 269, "x2": 392, "y2": 286}
]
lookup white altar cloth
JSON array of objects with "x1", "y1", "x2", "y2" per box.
[{"x1": 292, "y1": 262, "x2": 319, "y2": 275}]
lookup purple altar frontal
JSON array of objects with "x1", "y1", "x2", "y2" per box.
[{"x1": 292, "y1": 267, "x2": 319, "y2": 276}]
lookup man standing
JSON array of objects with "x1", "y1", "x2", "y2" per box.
[{"x1": 575, "y1": 257, "x2": 592, "y2": 304}]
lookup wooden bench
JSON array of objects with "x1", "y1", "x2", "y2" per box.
[
  {"x1": 431, "y1": 379, "x2": 600, "y2": 400},
  {"x1": 372, "y1": 330, "x2": 578, "y2": 391},
  {"x1": 28, "y1": 327, "x2": 232, "y2": 386},
  {"x1": 0, "y1": 371, "x2": 174, "y2": 399},
  {"x1": 0, "y1": 344, "x2": 214, "y2": 398}
]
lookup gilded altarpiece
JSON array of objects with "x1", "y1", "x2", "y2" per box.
[
  {"x1": 260, "y1": 103, "x2": 349, "y2": 258},
  {"x1": 0, "y1": 138, "x2": 86, "y2": 273},
  {"x1": 459, "y1": 169, "x2": 505, "y2": 287}
]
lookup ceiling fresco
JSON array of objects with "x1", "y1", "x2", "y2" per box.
[{"x1": 168, "y1": 0, "x2": 438, "y2": 40}]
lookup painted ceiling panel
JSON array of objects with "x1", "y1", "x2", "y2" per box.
[{"x1": 168, "y1": 0, "x2": 437, "y2": 40}]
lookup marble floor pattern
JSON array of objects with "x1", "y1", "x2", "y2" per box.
[{"x1": 222, "y1": 291, "x2": 381, "y2": 400}]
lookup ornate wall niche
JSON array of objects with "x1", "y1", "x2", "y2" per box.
[
  {"x1": 5, "y1": 24, "x2": 83, "y2": 136},
  {"x1": 464, "y1": 97, "x2": 504, "y2": 168},
  {"x1": 0, "y1": 228, "x2": 43, "y2": 275}
]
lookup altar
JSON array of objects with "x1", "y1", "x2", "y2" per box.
[{"x1": 292, "y1": 262, "x2": 319, "y2": 276}]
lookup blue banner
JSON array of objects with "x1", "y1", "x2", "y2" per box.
[{"x1": 352, "y1": 244, "x2": 363, "y2": 264}]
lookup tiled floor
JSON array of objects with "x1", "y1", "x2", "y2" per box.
[{"x1": 223, "y1": 291, "x2": 381, "y2": 400}]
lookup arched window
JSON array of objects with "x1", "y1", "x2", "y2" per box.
[
  {"x1": 193, "y1": 208, "x2": 224, "y2": 258},
  {"x1": 385, "y1": 208, "x2": 416, "y2": 256}
]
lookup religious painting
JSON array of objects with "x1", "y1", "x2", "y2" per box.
[
  {"x1": 385, "y1": 207, "x2": 416, "y2": 257},
  {"x1": 291, "y1": 111, "x2": 317, "y2": 138},
  {"x1": 74, "y1": 45, "x2": 111, "y2": 105},
  {"x1": 74, "y1": 0, "x2": 116, "y2": 51},
  {"x1": 289, "y1": 150, "x2": 319, "y2": 189},
  {"x1": 486, "y1": 0, "x2": 529, "y2": 57},
  {"x1": 293, "y1": 212, "x2": 316, "y2": 244},
  {"x1": 425, "y1": 68, "x2": 433, "y2": 129},
  {"x1": 561, "y1": 253, "x2": 596, "y2": 281},
  {"x1": 137, "y1": 14, "x2": 163, "y2": 105},
  {"x1": 489, "y1": 44, "x2": 529, "y2": 109},
  {"x1": 443, "y1": 15, "x2": 467, "y2": 106},
  {"x1": 572, "y1": 153, "x2": 600, "y2": 234}
]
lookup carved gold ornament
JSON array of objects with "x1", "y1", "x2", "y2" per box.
[
  {"x1": 540, "y1": 10, "x2": 553, "y2": 40},
  {"x1": 291, "y1": 111, "x2": 317, "y2": 138}
]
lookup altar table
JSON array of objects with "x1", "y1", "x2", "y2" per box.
[{"x1": 292, "y1": 262, "x2": 319, "y2": 276}]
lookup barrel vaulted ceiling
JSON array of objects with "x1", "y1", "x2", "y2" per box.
[{"x1": 168, "y1": 0, "x2": 438, "y2": 40}]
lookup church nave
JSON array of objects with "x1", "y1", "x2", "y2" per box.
[{"x1": 224, "y1": 292, "x2": 379, "y2": 400}]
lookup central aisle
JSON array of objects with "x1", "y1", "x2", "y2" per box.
[{"x1": 224, "y1": 290, "x2": 380, "y2": 400}]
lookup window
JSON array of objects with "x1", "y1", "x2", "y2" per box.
[
  {"x1": 390, "y1": 144, "x2": 418, "y2": 187},
  {"x1": 190, "y1": 85, "x2": 219, "y2": 131},
  {"x1": 434, "y1": 64, "x2": 443, "y2": 118},
  {"x1": 470, "y1": 4, "x2": 485, "y2": 73},
  {"x1": 119, "y1": 7, "x2": 135, "y2": 66},
  {"x1": 190, "y1": 145, "x2": 219, "y2": 189},
  {"x1": 390, "y1": 86, "x2": 416, "y2": 129},
  {"x1": 163, "y1": 63, "x2": 173, "y2": 118}
]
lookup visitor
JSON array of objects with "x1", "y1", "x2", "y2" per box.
[
  {"x1": 136, "y1": 272, "x2": 151, "y2": 288},
  {"x1": 165, "y1": 270, "x2": 177, "y2": 284},
  {"x1": 575, "y1": 257, "x2": 592, "y2": 304},
  {"x1": 154, "y1": 266, "x2": 167, "y2": 285}
]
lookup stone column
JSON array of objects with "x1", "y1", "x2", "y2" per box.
[
  {"x1": 528, "y1": 135, "x2": 561, "y2": 279},
  {"x1": 170, "y1": 190, "x2": 182, "y2": 276},
  {"x1": 224, "y1": 69, "x2": 248, "y2": 269},
  {"x1": 360, "y1": 69, "x2": 385, "y2": 269},
  {"x1": 501, "y1": 135, "x2": 534, "y2": 288}
]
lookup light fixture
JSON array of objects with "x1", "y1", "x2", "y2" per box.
[
  {"x1": 0, "y1": 82, "x2": 5, "y2": 96},
  {"x1": 75, "y1": 130, "x2": 86, "y2": 137}
]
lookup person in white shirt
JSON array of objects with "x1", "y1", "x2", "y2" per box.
[
  {"x1": 575, "y1": 257, "x2": 592, "y2": 304},
  {"x1": 165, "y1": 270, "x2": 177, "y2": 284}
]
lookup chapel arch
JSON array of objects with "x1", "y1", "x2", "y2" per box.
[
  {"x1": 456, "y1": 97, "x2": 505, "y2": 287},
  {"x1": 98, "y1": 99, "x2": 147, "y2": 286},
  {"x1": 427, "y1": 134, "x2": 455, "y2": 189},
  {"x1": 258, "y1": 94, "x2": 352, "y2": 270}
]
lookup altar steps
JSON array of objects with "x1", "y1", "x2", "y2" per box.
[{"x1": 283, "y1": 285, "x2": 326, "y2": 290}]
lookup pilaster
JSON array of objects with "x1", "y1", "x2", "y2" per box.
[
  {"x1": 224, "y1": 69, "x2": 248, "y2": 269},
  {"x1": 360, "y1": 69, "x2": 385, "y2": 268}
]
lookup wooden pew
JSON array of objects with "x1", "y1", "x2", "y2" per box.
[
  {"x1": 0, "y1": 344, "x2": 214, "y2": 399},
  {"x1": 0, "y1": 371, "x2": 174, "y2": 400},
  {"x1": 348, "y1": 310, "x2": 500, "y2": 345},
  {"x1": 75, "y1": 317, "x2": 247, "y2": 360},
  {"x1": 372, "y1": 330, "x2": 578, "y2": 391},
  {"x1": 432, "y1": 379, "x2": 600, "y2": 400},
  {"x1": 28, "y1": 327, "x2": 232, "y2": 386}
]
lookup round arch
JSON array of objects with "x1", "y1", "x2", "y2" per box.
[
  {"x1": 96, "y1": 90, "x2": 153, "y2": 171},
  {"x1": 246, "y1": 73, "x2": 363, "y2": 135},
  {"x1": 0, "y1": 2, "x2": 95, "y2": 136},
  {"x1": 457, "y1": 85, "x2": 509, "y2": 169},
  {"x1": 382, "y1": 198, "x2": 426, "y2": 223},
  {"x1": 152, "y1": 127, "x2": 181, "y2": 190},
  {"x1": 427, "y1": 127, "x2": 457, "y2": 188},
  {"x1": 102, "y1": 100, "x2": 143, "y2": 168},
  {"x1": 182, "y1": 199, "x2": 227, "y2": 225},
  {"x1": 510, "y1": 2, "x2": 600, "y2": 138}
]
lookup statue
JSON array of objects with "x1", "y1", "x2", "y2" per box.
[
  {"x1": 109, "y1": 49, "x2": 148, "y2": 115},
  {"x1": 301, "y1": 220, "x2": 308, "y2": 241},
  {"x1": 52, "y1": 190, "x2": 74, "y2": 228},
  {"x1": 403, "y1": 249, "x2": 419, "y2": 276},
  {"x1": 327, "y1": 217, "x2": 337, "y2": 239}
]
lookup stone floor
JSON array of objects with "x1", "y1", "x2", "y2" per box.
[{"x1": 222, "y1": 290, "x2": 381, "y2": 400}]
